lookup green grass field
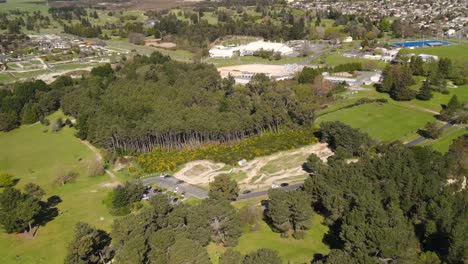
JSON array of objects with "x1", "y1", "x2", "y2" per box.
[
  {"x1": 0, "y1": 0, "x2": 48, "y2": 13},
  {"x1": 0, "y1": 72, "x2": 17, "y2": 84},
  {"x1": 207, "y1": 197, "x2": 329, "y2": 263},
  {"x1": 106, "y1": 39, "x2": 193, "y2": 62},
  {"x1": 408, "y1": 85, "x2": 468, "y2": 111},
  {"x1": 409, "y1": 43, "x2": 468, "y2": 62},
  {"x1": 0, "y1": 111, "x2": 115, "y2": 264},
  {"x1": 317, "y1": 102, "x2": 437, "y2": 142},
  {"x1": 423, "y1": 126, "x2": 467, "y2": 153},
  {"x1": 314, "y1": 53, "x2": 388, "y2": 70},
  {"x1": 206, "y1": 55, "x2": 306, "y2": 67},
  {"x1": 233, "y1": 215, "x2": 329, "y2": 263}
]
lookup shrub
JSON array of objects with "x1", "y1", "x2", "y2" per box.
[
  {"x1": 292, "y1": 230, "x2": 305, "y2": 239},
  {"x1": 54, "y1": 170, "x2": 78, "y2": 186},
  {"x1": 138, "y1": 129, "x2": 317, "y2": 173},
  {"x1": 0, "y1": 173, "x2": 15, "y2": 188}
]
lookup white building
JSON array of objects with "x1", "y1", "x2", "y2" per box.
[
  {"x1": 418, "y1": 54, "x2": 438, "y2": 62},
  {"x1": 446, "y1": 28, "x2": 456, "y2": 36},
  {"x1": 239, "y1": 40, "x2": 294, "y2": 56},
  {"x1": 343, "y1": 36, "x2": 353, "y2": 43},
  {"x1": 322, "y1": 72, "x2": 357, "y2": 86},
  {"x1": 209, "y1": 40, "x2": 295, "y2": 58},
  {"x1": 209, "y1": 45, "x2": 240, "y2": 58}
]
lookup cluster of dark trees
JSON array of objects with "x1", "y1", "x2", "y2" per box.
[
  {"x1": 63, "y1": 18, "x2": 102, "y2": 38},
  {"x1": 266, "y1": 189, "x2": 313, "y2": 238},
  {"x1": 298, "y1": 63, "x2": 362, "y2": 85},
  {"x1": 109, "y1": 181, "x2": 144, "y2": 216},
  {"x1": 0, "y1": 182, "x2": 60, "y2": 237},
  {"x1": 0, "y1": 33, "x2": 30, "y2": 54},
  {"x1": 65, "y1": 173, "x2": 285, "y2": 264},
  {"x1": 61, "y1": 52, "x2": 319, "y2": 153},
  {"x1": 24, "y1": 11, "x2": 51, "y2": 31},
  {"x1": 49, "y1": 6, "x2": 88, "y2": 21},
  {"x1": 378, "y1": 63, "x2": 416, "y2": 101},
  {"x1": 381, "y1": 56, "x2": 466, "y2": 101},
  {"x1": 0, "y1": 77, "x2": 73, "y2": 132},
  {"x1": 303, "y1": 121, "x2": 467, "y2": 263},
  {"x1": 154, "y1": 13, "x2": 294, "y2": 49},
  {"x1": 67, "y1": 190, "x2": 240, "y2": 263},
  {"x1": 439, "y1": 95, "x2": 467, "y2": 123}
]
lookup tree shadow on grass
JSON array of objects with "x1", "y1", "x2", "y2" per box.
[
  {"x1": 322, "y1": 219, "x2": 345, "y2": 250},
  {"x1": 35, "y1": 195, "x2": 62, "y2": 227}
]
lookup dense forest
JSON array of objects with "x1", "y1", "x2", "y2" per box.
[
  {"x1": 61, "y1": 52, "x2": 321, "y2": 153},
  {"x1": 304, "y1": 122, "x2": 467, "y2": 263},
  {"x1": 0, "y1": 78, "x2": 72, "y2": 131}
]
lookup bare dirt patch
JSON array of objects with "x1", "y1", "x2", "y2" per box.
[
  {"x1": 145, "y1": 39, "x2": 177, "y2": 49},
  {"x1": 174, "y1": 143, "x2": 334, "y2": 190}
]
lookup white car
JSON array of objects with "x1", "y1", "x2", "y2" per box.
[{"x1": 271, "y1": 184, "x2": 279, "y2": 189}]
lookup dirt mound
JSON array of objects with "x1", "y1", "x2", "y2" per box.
[{"x1": 174, "y1": 143, "x2": 333, "y2": 189}]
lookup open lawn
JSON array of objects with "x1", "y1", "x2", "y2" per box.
[
  {"x1": 408, "y1": 85, "x2": 468, "y2": 112},
  {"x1": 317, "y1": 102, "x2": 437, "y2": 142},
  {"x1": 233, "y1": 215, "x2": 329, "y2": 263},
  {"x1": 314, "y1": 53, "x2": 388, "y2": 70},
  {"x1": 0, "y1": 0, "x2": 48, "y2": 13},
  {"x1": 409, "y1": 43, "x2": 468, "y2": 62},
  {"x1": 106, "y1": 39, "x2": 193, "y2": 62},
  {"x1": 0, "y1": 72, "x2": 17, "y2": 84},
  {"x1": 206, "y1": 55, "x2": 306, "y2": 67},
  {"x1": 0, "y1": 111, "x2": 115, "y2": 264},
  {"x1": 423, "y1": 126, "x2": 467, "y2": 153},
  {"x1": 208, "y1": 197, "x2": 329, "y2": 264}
]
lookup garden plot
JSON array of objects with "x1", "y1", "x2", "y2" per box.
[{"x1": 174, "y1": 143, "x2": 333, "y2": 190}]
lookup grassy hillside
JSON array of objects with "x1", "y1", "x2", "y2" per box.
[{"x1": 0, "y1": 111, "x2": 115, "y2": 264}]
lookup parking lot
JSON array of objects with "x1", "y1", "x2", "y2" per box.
[{"x1": 141, "y1": 174, "x2": 209, "y2": 199}]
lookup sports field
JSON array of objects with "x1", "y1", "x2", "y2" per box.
[
  {"x1": 0, "y1": 111, "x2": 115, "y2": 264},
  {"x1": 317, "y1": 102, "x2": 437, "y2": 142},
  {"x1": 314, "y1": 53, "x2": 388, "y2": 70},
  {"x1": 409, "y1": 43, "x2": 468, "y2": 61}
]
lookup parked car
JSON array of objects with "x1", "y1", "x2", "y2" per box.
[
  {"x1": 160, "y1": 173, "x2": 168, "y2": 178},
  {"x1": 176, "y1": 179, "x2": 185, "y2": 184},
  {"x1": 242, "y1": 190, "x2": 252, "y2": 194},
  {"x1": 280, "y1": 183, "x2": 289, "y2": 187}
]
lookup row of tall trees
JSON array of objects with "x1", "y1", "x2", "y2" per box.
[{"x1": 62, "y1": 52, "x2": 320, "y2": 154}]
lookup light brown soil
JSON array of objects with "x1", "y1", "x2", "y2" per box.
[
  {"x1": 174, "y1": 143, "x2": 333, "y2": 190},
  {"x1": 145, "y1": 39, "x2": 177, "y2": 49}
]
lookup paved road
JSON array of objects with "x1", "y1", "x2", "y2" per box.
[
  {"x1": 237, "y1": 183, "x2": 303, "y2": 200},
  {"x1": 141, "y1": 175, "x2": 208, "y2": 199},
  {"x1": 141, "y1": 174, "x2": 304, "y2": 201},
  {"x1": 405, "y1": 122, "x2": 453, "y2": 147}
]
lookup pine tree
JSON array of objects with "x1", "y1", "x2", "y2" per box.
[
  {"x1": 21, "y1": 103, "x2": 37, "y2": 124},
  {"x1": 416, "y1": 79, "x2": 433, "y2": 101}
]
